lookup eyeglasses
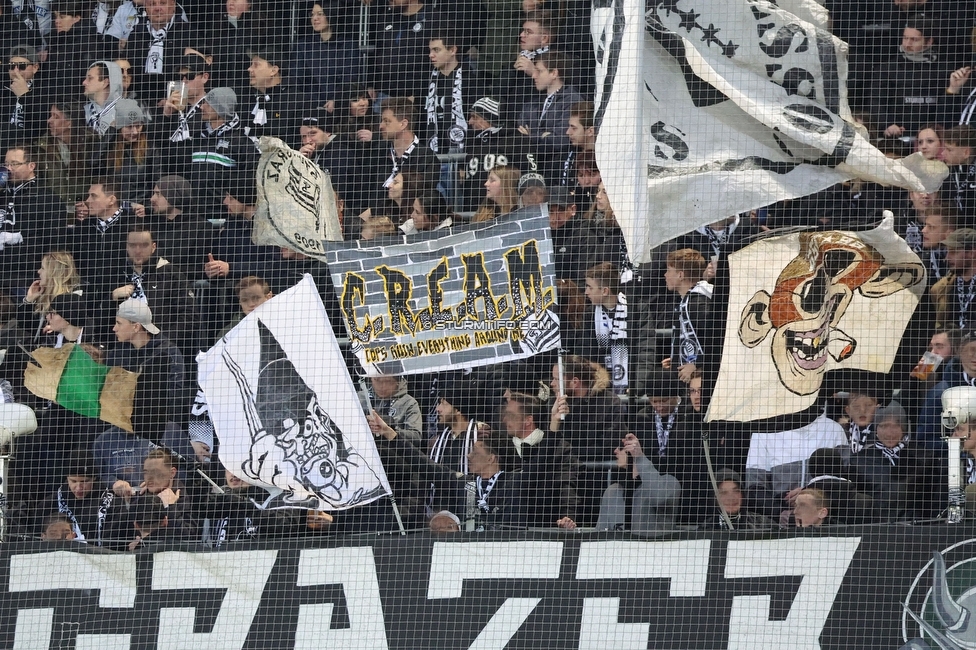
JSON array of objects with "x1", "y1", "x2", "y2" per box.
[
  {"x1": 118, "y1": 67, "x2": 132, "y2": 73},
  {"x1": 7, "y1": 62, "x2": 31, "y2": 71},
  {"x1": 5, "y1": 160, "x2": 28, "y2": 167}
]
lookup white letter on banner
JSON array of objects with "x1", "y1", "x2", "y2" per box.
[
  {"x1": 10, "y1": 551, "x2": 137, "y2": 650},
  {"x1": 428, "y1": 542, "x2": 562, "y2": 647},
  {"x1": 725, "y1": 538, "x2": 860, "y2": 650},
  {"x1": 575, "y1": 540, "x2": 711, "y2": 649},
  {"x1": 153, "y1": 550, "x2": 278, "y2": 650},
  {"x1": 294, "y1": 547, "x2": 389, "y2": 650}
]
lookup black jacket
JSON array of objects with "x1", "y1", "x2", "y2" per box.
[
  {"x1": 0, "y1": 178, "x2": 64, "y2": 293},
  {"x1": 511, "y1": 431, "x2": 579, "y2": 527}
]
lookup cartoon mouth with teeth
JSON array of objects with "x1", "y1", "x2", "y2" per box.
[{"x1": 738, "y1": 231, "x2": 925, "y2": 396}]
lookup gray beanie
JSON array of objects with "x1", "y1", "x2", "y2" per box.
[
  {"x1": 203, "y1": 87, "x2": 237, "y2": 119},
  {"x1": 874, "y1": 402, "x2": 911, "y2": 435},
  {"x1": 156, "y1": 175, "x2": 192, "y2": 212},
  {"x1": 114, "y1": 99, "x2": 146, "y2": 128}
]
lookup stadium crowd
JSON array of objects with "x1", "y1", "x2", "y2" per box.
[{"x1": 1, "y1": 0, "x2": 976, "y2": 547}]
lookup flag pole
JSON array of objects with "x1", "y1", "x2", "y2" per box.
[
  {"x1": 557, "y1": 352, "x2": 566, "y2": 420},
  {"x1": 360, "y1": 376, "x2": 405, "y2": 534}
]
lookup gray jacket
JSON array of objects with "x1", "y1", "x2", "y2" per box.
[{"x1": 359, "y1": 379, "x2": 423, "y2": 444}]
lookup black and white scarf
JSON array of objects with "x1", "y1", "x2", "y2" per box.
[
  {"x1": 128, "y1": 268, "x2": 146, "y2": 301},
  {"x1": 426, "y1": 66, "x2": 466, "y2": 154},
  {"x1": 57, "y1": 486, "x2": 114, "y2": 544},
  {"x1": 475, "y1": 470, "x2": 503, "y2": 512},
  {"x1": 849, "y1": 423, "x2": 873, "y2": 454},
  {"x1": 96, "y1": 207, "x2": 125, "y2": 234},
  {"x1": 956, "y1": 275, "x2": 976, "y2": 328},
  {"x1": 595, "y1": 292, "x2": 629, "y2": 395},
  {"x1": 0, "y1": 178, "x2": 36, "y2": 229},
  {"x1": 87, "y1": 95, "x2": 121, "y2": 133},
  {"x1": 561, "y1": 149, "x2": 576, "y2": 185},
  {"x1": 674, "y1": 282, "x2": 711, "y2": 366},
  {"x1": 171, "y1": 96, "x2": 205, "y2": 142},
  {"x1": 930, "y1": 247, "x2": 946, "y2": 281},
  {"x1": 202, "y1": 112, "x2": 241, "y2": 138},
  {"x1": 697, "y1": 216, "x2": 739, "y2": 260},
  {"x1": 250, "y1": 92, "x2": 270, "y2": 127},
  {"x1": 654, "y1": 408, "x2": 677, "y2": 458},
  {"x1": 961, "y1": 86, "x2": 976, "y2": 126},
  {"x1": 519, "y1": 46, "x2": 549, "y2": 60},
  {"x1": 385, "y1": 135, "x2": 418, "y2": 188},
  {"x1": 965, "y1": 453, "x2": 976, "y2": 484},
  {"x1": 876, "y1": 435, "x2": 909, "y2": 466},
  {"x1": 7, "y1": 80, "x2": 32, "y2": 129},
  {"x1": 427, "y1": 419, "x2": 479, "y2": 516},
  {"x1": 475, "y1": 125, "x2": 502, "y2": 143},
  {"x1": 538, "y1": 88, "x2": 561, "y2": 127},
  {"x1": 145, "y1": 15, "x2": 175, "y2": 74}
]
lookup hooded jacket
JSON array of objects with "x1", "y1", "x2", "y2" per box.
[
  {"x1": 358, "y1": 378, "x2": 424, "y2": 445},
  {"x1": 84, "y1": 61, "x2": 125, "y2": 136}
]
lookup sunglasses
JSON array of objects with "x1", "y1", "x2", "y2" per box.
[
  {"x1": 179, "y1": 71, "x2": 201, "y2": 80},
  {"x1": 8, "y1": 62, "x2": 31, "y2": 71}
]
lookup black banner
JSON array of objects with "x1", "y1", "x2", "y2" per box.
[{"x1": 1, "y1": 526, "x2": 973, "y2": 649}]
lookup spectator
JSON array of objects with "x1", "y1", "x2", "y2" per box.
[
  {"x1": 370, "y1": 0, "x2": 439, "y2": 100},
  {"x1": 204, "y1": 0, "x2": 271, "y2": 96},
  {"x1": 942, "y1": 125, "x2": 976, "y2": 219},
  {"x1": 40, "y1": 448, "x2": 120, "y2": 545},
  {"x1": 39, "y1": 514, "x2": 79, "y2": 541},
  {"x1": 548, "y1": 354, "x2": 628, "y2": 526},
  {"x1": 548, "y1": 185, "x2": 591, "y2": 286},
  {"x1": 920, "y1": 204, "x2": 957, "y2": 284},
  {"x1": 870, "y1": 20, "x2": 952, "y2": 139},
  {"x1": 504, "y1": 391, "x2": 579, "y2": 528},
  {"x1": 517, "y1": 172, "x2": 547, "y2": 208},
  {"x1": 916, "y1": 124, "x2": 944, "y2": 160},
  {"x1": 580, "y1": 261, "x2": 656, "y2": 396},
  {"x1": 560, "y1": 100, "x2": 595, "y2": 188},
  {"x1": 918, "y1": 328, "x2": 976, "y2": 445},
  {"x1": 399, "y1": 191, "x2": 453, "y2": 234},
  {"x1": 97, "y1": 98, "x2": 157, "y2": 203},
  {"x1": 423, "y1": 33, "x2": 480, "y2": 155},
  {"x1": 35, "y1": 101, "x2": 99, "y2": 208},
  {"x1": 109, "y1": 224, "x2": 195, "y2": 354},
  {"x1": 664, "y1": 248, "x2": 713, "y2": 383},
  {"x1": 187, "y1": 86, "x2": 257, "y2": 214},
  {"x1": 361, "y1": 375, "x2": 423, "y2": 445},
  {"x1": 242, "y1": 46, "x2": 310, "y2": 149},
  {"x1": 671, "y1": 215, "x2": 760, "y2": 279},
  {"x1": 704, "y1": 469, "x2": 772, "y2": 531},
  {"x1": 17, "y1": 250, "x2": 82, "y2": 343},
  {"x1": 102, "y1": 0, "x2": 145, "y2": 46},
  {"x1": 0, "y1": 144, "x2": 63, "y2": 295},
  {"x1": 932, "y1": 228, "x2": 976, "y2": 329},
  {"x1": 330, "y1": 82, "x2": 377, "y2": 146},
  {"x1": 114, "y1": 58, "x2": 137, "y2": 99},
  {"x1": 213, "y1": 274, "x2": 271, "y2": 340},
  {"x1": 744, "y1": 414, "x2": 848, "y2": 519},
  {"x1": 37, "y1": 290, "x2": 90, "y2": 347},
  {"x1": 126, "y1": 493, "x2": 184, "y2": 550},
  {"x1": 82, "y1": 60, "x2": 125, "y2": 136},
  {"x1": 792, "y1": 487, "x2": 829, "y2": 527},
  {"x1": 802, "y1": 447, "x2": 871, "y2": 525},
  {"x1": 472, "y1": 166, "x2": 520, "y2": 223},
  {"x1": 140, "y1": 174, "x2": 209, "y2": 273},
  {"x1": 1, "y1": 44, "x2": 46, "y2": 147},
  {"x1": 296, "y1": 109, "x2": 343, "y2": 177},
  {"x1": 457, "y1": 96, "x2": 534, "y2": 213},
  {"x1": 844, "y1": 391, "x2": 880, "y2": 453},
  {"x1": 594, "y1": 432, "x2": 680, "y2": 533},
  {"x1": 68, "y1": 179, "x2": 132, "y2": 286},
  {"x1": 358, "y1": 170, "x2": 427, "y2": 239},
  {"x1": 375, "y1": 97, "x2": 440, "y2": 197},
  {"x1": 493, "y1": 11, "x2": 554, "y2": 128},
  {"x1": 517, "y1": 50, "x2": 581, "y2": 173},
  {"x1": 46, "y1": 1, "x2": 103, "y2": 94},
  {"x1": 124, "y1": 0, "x2": 193, "y2": 103},
  {"x1": 106, "y1": 298, "x2": 187, "y2": 444},
  {"x1": 157, "y1": 53, "x2": 211, "y2": 149},
  {"x1": 427, "y1": 381, "x2": 487, "y2": 477},
  {"x1": 292, "y1": 3, "x2": 361, "y2": 109}
]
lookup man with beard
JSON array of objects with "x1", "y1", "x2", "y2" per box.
[{"x1": 932, "y1": 228, "x2": 976, "y2": 330}]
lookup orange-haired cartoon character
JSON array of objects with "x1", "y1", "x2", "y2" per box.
[{"x1": 738, "y1": 231, "x2": 925, "y2": 396}]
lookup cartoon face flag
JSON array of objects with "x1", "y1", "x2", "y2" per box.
[
  {"x1": 706, "y1": 216, "x2": 926, "y2": 422},
  {"x1": 197, "y1": 275, "x2": 391, "y2": 510}
]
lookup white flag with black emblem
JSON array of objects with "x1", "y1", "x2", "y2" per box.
[{"x1": 592, "y1": 0, "x2": 948, "y2": 262}]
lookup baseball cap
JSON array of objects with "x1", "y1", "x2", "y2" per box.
[
  {"x1": 943, "y1": 228, "x2": 976, "y2": 251},
  {"x1": 8, "y1": 44, "x2": 38, "y2": 64},
  {"x1": 547, "y1": 186, "x2": 574, "y2": 206},
  {"x1": 117, "y1": 299, "x2": 160, "y2": 335}
]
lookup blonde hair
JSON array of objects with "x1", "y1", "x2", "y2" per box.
[
  {"x1": 472, "y1": 166, "x2": 521, "y2": 223},
  {"x1": 36, "y1": 251, "x2": 81, "y2": 313}
]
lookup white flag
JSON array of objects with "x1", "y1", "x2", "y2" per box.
[
  {"x1": 593, "y1": 0, "x2": 948, "y2": 262},
  {"x1": 706, "y1": 216, "x2": 926, "y2": 422},
  {"x1": 197, "y1": 275, "x2": 392, "y2": 510}
]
